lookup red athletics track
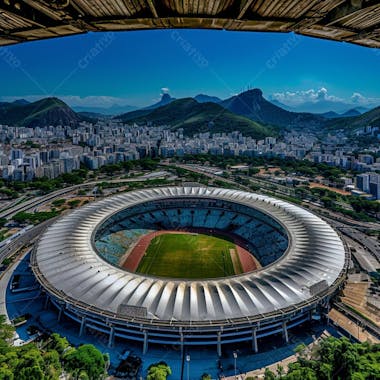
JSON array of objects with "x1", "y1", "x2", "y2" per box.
[{"x1": 122, "y1": 228, "x2": 260, "y2": 273}]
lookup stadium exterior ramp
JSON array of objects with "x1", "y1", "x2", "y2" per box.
[
  {"x1": 32, "y1": 187, "x2": 347, "y2": 354},
  {"x1": 0, "y1": 1, "x2": 379, "y2": 49}
]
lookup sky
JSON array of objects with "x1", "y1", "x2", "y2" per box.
[{"x1": 0, "y1": 29, "x2": 380, "y2": 112}]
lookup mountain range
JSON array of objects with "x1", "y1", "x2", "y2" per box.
[
  {"x1": 320, "y1": 109, "x2": 361, "y2": 119},
  {"x1": 0, "y1": 90, "x2": 379, "y2": 138},
  {"x1": 116, "y1": 98, "x2": 276, "y2": 139},
  {"x1": 325, "y1": 105, "x2": 380, "y2": 132},
  {"x1": 0, "y1": 97, "x2": 81, "y2": 127},
  {"x1": 270, "y1": 98, "x2": 372, "y2": 114}
]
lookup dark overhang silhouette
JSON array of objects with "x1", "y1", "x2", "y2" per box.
[{"x1": 0, "y1": 0, "x2": 379, "y2": 48}]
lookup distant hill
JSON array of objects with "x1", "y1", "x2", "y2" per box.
[
  {"x1": 353, "y1": 106, "x2": 371, "y2": 114},
  {"x1": 269, "y1": 99, "x2": 294, "y2": 111},
  {"x1": 320, "y1": 109, "x2": 361, "y2": 119},
  {"x1": 115, "y1": 108, "x2": 152, "y2": 122},
  {"x1": 0, "y1": 99, "x2": 30, "y2": 107},
  {"x1": 194, "y1": 94, "x2": 221, "y2": 103},
  {"x1": 73, "y1": 104, "x2": 137, "y2": 115},
  {"x1": 0, "y1": 97, "x2": 81, "y2": 127},
  {"x1": 12, "y1": 99, "x2": 30, "y2": 106},
  {"x1": 77, "y1": 111, "x2": 111, "y2": 120},
  {"x1": 116, "y1": 98, "x2": 276, "y2": 139},
  {"x1": 325, "y1": 106, "x2": 380, "y2": 132},
  {"x1": 266, "y1": 99, "x2": 375, "y2": 115},
  {"x1": 341, "y1": 108, "x2": 361, "y2": 118},
  {"x1": 320, "y1": 111, "x2": 340, "y2": 119},
  {"x1": 220, "y1": 89, "x2": 324, "y2": 129}
]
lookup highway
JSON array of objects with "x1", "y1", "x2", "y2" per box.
[
  {"x1": 323, "y1": 217, "x2": 380, "y2": 263},
  {"x1": 161, "y1": 162, "x2": 252, "y2": 191},
  {"x1": 0, "y1": 175, "x2": 167, "y2": 220},
  {"x1": 338, "y1": 227, "x2": 380, "y2": 263},
  {"x1": 0, "y1": 218, "x2": 57, "y2": 264}
]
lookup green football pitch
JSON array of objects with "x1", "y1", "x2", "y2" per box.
[{"x1": 135, "y1": 233, "x2": 238, "y2": 279}]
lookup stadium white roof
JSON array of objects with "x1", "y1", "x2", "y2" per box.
[{"x1": 34, "y1": 187, "x2": 346, "y2": 322}]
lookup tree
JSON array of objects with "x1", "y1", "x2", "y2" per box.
[
  {"x1": 52, "y1": 199, "x2": 66, "y2": 207},
  {"x1": 294, "y1": 343, "x2": 307, "y2": 358},
  {"x1": 63, "y1": 344, "x2": 105, "y2": 380},
  {"x1": 0, "y1": 316, "x2": 14, "y2": 341},
  {"x1": 0, "y1": 367, "x2": 14, "y2": 380},
  {"x1": 248, "y1": 167, "x2": 259, "y2": 176},
  {"x1": 264, "y1": 368, "x2": 276, "y2": 380},
  {"x1": 16, "y1": 347, "x2": 44, "y2": 374},
  {"x1": 43, "y1": 350, "x2": 62, "y2": 380},
  {"x1": 17, "y1": 366, "x2": 44, "y2": 380},
  {"x1": 276, "y1": 364, "x2": 285, "y2": 378},
  {"x1": 285, "y1": 366, "x2": 318, "y2": 380},
  {"x1": 47, "y1": 333, "x2": 69, "y2": 354},
  {"x1": 147, "y1": 362, "x2": 172, "y2": 380},
  {"x1": 68, "y1": 199, "x2": 81, "y2": 208}
]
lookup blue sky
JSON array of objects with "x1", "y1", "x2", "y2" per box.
[{"x1": 0, "y1": 29, "x2": 379, "y2": 111}]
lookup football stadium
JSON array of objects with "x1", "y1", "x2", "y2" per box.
[{"x1": 31, "y1": 187, "x2": 348, "y2": 354}]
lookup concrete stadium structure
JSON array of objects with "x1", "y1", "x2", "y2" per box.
[{"x1": 32, "y1": 187, "x2": 348, "y2": 354}]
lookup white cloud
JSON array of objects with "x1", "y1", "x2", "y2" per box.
[
  {"x1": 270, "y1": 87, "x2": 343, "y2": 106},
  {"x1": 351, "y1": 92, "x2": 365, "y2": 104},
  {"x1": 0, "y1": 95, "x2": 135, "y2": 108},
  {"x1": 61, "y1": 96, "x2": 136, "y2": 108},
  {"x1": 349, "y1": 92, "x2": 380, "y2": 106},
  {"x1": 271, "y1": 87, "x2": 380, "y2": 108},
  {"x1": 161, "y1": 87, "x2": 170, "y2": 94}
]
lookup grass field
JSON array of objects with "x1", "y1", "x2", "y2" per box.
[{"x1": 135, "y1": 233, "x2": 238, "y2": 279}]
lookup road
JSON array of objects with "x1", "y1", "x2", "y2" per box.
[
  {"x1": 323, "y1": 217, "x2": 380, "y2": 263},
  {"x1": 328, "y1": 308, "x2": 379, "y2": 344},
  {"x1": 161, "y1": 162, "x2": 252, "y2": 191},
  {"x1": 333, "y1": 302, "x2": 380, "y2": 340},
  {"x1": 0, "y1": 217, "x2": 57, "y2": 264},
  {"x1": 0, "y1": 175, "x2": 164, "y2": 220},
  {"x1": 304, "y1": 202, "x2": 380, "y2": 231},
  {"x1": 0, "y1": 250, "x2": 32, "y2": 323},
  {"x1": 343, "y1": 235, "x2": 380, "y2": 272}
]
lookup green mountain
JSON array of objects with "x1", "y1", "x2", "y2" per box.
[
  {"x1": 115, "y1": 107, "x2": 152, "y2": 122},
  {"x1": 220, "y1": 89, "x2": 324, "y2": 129},
  {"x1": 0, "y1": 97, "x2": 81, "y2": 127},
  {"x1": 325, "y1": 106, "x2": 380, "y2": 132},
  {"x1": 116, "y1": 98, "x2": 277, "y2": 139}
]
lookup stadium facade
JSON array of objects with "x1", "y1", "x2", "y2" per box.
[{"x1": 32, "y1": 187, "x2": 348, "y2": 354}]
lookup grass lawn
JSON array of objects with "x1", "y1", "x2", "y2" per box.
[{"x1": 136, "y1": 233, "x2": 238, "y2": 279}]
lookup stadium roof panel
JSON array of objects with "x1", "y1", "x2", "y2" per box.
[
  {"x1": 0, "y1": 1, "x2": 379, "y2": 48},
  {"x1": 34, "y1": 187, "x2": 346, "y2": 323}
]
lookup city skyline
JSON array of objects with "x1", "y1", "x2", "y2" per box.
[{"x1": 1, "y1": 29, "x2": 380, "y2": 112}]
